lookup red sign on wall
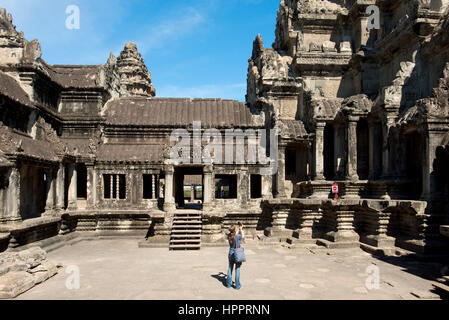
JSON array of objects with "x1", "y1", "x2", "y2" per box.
[{"x1": 332, "y1": 184, "x2": 339, "y2": 194}]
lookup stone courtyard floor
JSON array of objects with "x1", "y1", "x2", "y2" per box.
[{"x1": 15, "y1": 239, "x2": 447, "y2": 300}]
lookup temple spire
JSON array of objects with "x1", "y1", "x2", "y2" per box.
[{"x1": 116, "y1": 42, "x2": 156, "y2": 97}]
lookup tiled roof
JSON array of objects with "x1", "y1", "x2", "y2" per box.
[
  {"x1": 312, "y1": 98, "x2": 343, "y2": 120},
  {"x1": 279, "y1": 120, "x2": 309, "y2": 139},
  {"x1": 0, "y1": 71, "x2": 34, "y2": 107},
  {"x1": 0, "y1": 153, "x2": 12, "y2": 167},
  {"x1": 96, "y1": 144, "x2": 164, "y2": 163},
  {"x1": 103, "y1": 97, "x2": 258, "y2": 128},
  {"x1": 0, "y1": 126, "x2": 61, "y2": 162},
  {"x1": 49, "y1": 65, "x2": 103, "y2": 89}
]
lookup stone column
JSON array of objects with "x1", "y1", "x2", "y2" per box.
[
  {"x1": 421, "y1": 130, "x2": 440, "y2": 200},
  {"x1": 275, "y1": 144, "x2": 287, "y2": 198},
  {"x1": 44, "y1": 168, "x2": 55, "y2": 214},
  {"x1": 313, "y1": 122, "x2": 326, "y2": 181},
  {"x1": 368, "y1": 120, "x2": 375, "y2": 179},
  {"x1": 203, "y1": 165, "x2": 213, "y2": 210},
  {"x1": 163, "y1": 165, "x2": 176, "y2": 212},
  {"x1": 67, "y1": 163, "x2": 77, "y2": 209},
  {"x1": 266, "y1": 204, "x2": 292, "y2": 237},
  {"x1": 86, "y1": 164, "x2": 95, "y2": 209},
  {"x1": 239, "y1": 168, "x2": 250, "y2": 205},
  {"x1": 152, "y1": 175, "x2": 156, "y2": 200},
  {"x1": 5, "y1": 167, "x2": 21, "y2": 222},
  {"x1": 56, "y1": 163, "x2": 65, "y2": 211},
  {"x1": 190, "y1": 186, "x2": 195, "y2": 203},
  {"x1": 328, "y1": 205, "x2": 359, "y2": 244},
  {"x1": 346, "y1": 117, "x2": 359, "y2": 181},
  {"x1": 295, "y1": 207, "x2": 316, "y2": 241},
  {"x1": 261, "y1": 174, "x2": 273, "y2": 199},
  {"x1": 381, "y1": 116, "x2": 396, "y2": 179}
]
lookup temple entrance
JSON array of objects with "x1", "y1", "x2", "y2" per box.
[{"x1": 174, "y1": 167, "x2": 203, "y2": 209}]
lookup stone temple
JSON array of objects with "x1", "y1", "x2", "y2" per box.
[{"x1": 1, "y1": 0, "x2": 449, "y2": 262}]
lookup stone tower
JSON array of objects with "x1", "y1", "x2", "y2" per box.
[{"x1": 116, "y1": 42, "x2": 156, "y2": 97}]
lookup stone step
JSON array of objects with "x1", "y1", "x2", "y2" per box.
[
  {"x1": 169, "y1": 244, "x2": 201, "y2": 250},
  {"x1": 171, "y1": 234, "x2": 201, "y2": 239},
  {"x1": 171, "y1": 229, "x2": 202, "y2": 233},
  {"x1": 172, "y1": 225, "x2": 202, "y2": 229},
  {"x1": 316, "y1": 239, "x2": 360, "y2": 249},
  {"x1": 174, "y1": 213, "x2": 202, "y2": 217},
  {"x1": 170, "y1": 239, "x2": 201, "y2": 243},
  {"x1": 173, "y1": 220, "x2": 202, "y2": 224}
]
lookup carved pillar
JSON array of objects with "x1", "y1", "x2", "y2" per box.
[
  {"x1": 5, "y1": 167, "x2": 21, "y2": 222},
  {"x1": 163, "y1": 165, "x2": 175, "y2": 212},
  {"x1": 275, "y1": 144, "x2": 287, "y2": 198},
  {"x1": 190, "y1": 185, "x2": 195, "y2": 203},
  {"x1": 346, "y1": 117, "x2": 359, "y2": 181},
  {"x1": 267, "y1": 204, "x2": 291, "y2": 237},
  {"x1": 381, "y1": 115, "x2": 396, "y2": 179},
  {"x1": 296, "y1": 207, "x2": 315, "y2": 240},
  {"x1": 86, "y1": 163, "x2": 95, "y2": 209},
  {"x1": 327, "y1": 205, "x2": 359, "y2": 243},
  {"x1": 261, "y1": 174, "x2": 273, "y2": 199},
  {"x1": 152, "y1": 175, "x2": 156, "y2": 200},
  {"x1": 56, "y1": 163, "x2": 65, "y2": 211},
  {"x1": 239, "y1": 168, "x2": 250, "y2": 205},
  {"x1": 313, "y1": 122, "x2": 326, "y2": 181},
  {"x1": 203, "y1": 165, "x2": 213, "y2": 210},
  {"x1": 44, "y1": 168, "x2": 55, "y2": 213},
  {"x1": 67, "y1": 163, "x2": 77, "y2": 209}
]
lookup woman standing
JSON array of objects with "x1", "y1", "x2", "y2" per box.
[{"x1": 226, "y1": 223, "x2": 245, "y2": 290}]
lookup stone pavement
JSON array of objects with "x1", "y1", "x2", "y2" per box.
[{"x1": 15, "y1": 239, "x2": 446, "y2": 300}]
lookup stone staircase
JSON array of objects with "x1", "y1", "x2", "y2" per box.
[{"x1": 169, "y1": 210, "x2": 202, "y2": 250}]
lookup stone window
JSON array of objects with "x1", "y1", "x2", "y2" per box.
[
  {"x1": 143, "y1": 174, "x2": 157, "y2": 199},
  {"x1": 250, "y1": 174, "x2": 262, "y2": 199},
  {"x1": 215, "y1": 175, "x2": 237, "y2": 199},
  {"x1": 103, "y1": 174, "x2": 126, "y2": 200}
]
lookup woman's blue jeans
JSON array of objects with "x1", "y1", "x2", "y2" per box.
[{"x1": 226, "y1": 255, "x2": 242, "y2": 289}]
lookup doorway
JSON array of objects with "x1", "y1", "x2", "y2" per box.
[{"x1": 174, "y1": 167, "x2": 204, "y2": 209}]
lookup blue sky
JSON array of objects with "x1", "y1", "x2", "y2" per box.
[{"x1": 1, "y1": 0, "x2": 279, "y2": 101}]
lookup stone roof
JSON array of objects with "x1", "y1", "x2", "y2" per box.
[
  {"x1": 0, "y1": 153, "x2": 12, "y2": 167},
  {"x1": 0, "y1": 71, "x2": 33, "y2": 107},
  {"x1": 0, "y1": 125, "x2": 61, "y2": 162},
  {"x1": 279, "y1": 120, "x2": 309, "y2": 139},
  {"x1": 103, "y1": 97, "x2": 257, "y2": 128},
  {"x1": 49, "y1": 65, "x2": 103, "y2": 89},
  {"x1": 96, "y1": 144, "x2": 164, "y2": 163},
  {"x1": 312, "y1": 98, "x2": 343, "y2": 120}
]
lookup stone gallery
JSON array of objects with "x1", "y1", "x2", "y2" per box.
[{"x1": 1, "y1": 0, "x2": 449, "y2": 269}]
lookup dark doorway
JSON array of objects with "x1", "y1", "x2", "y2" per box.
[
  {"x1": 251, "y1": 174, "x2": 262, "y2": 199},
  {"x1": 357, "y1": 119, "x2": 369, "y2": 180},
  {"x1": 76, "y1": 163, "x2": 87, "y2": 199},
  {"x1": 324, "y1": 123, "x2": 335, "y2": 180},
  {"x1": 174, "y1": 167, "x2": 203, "y2": 209}
]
